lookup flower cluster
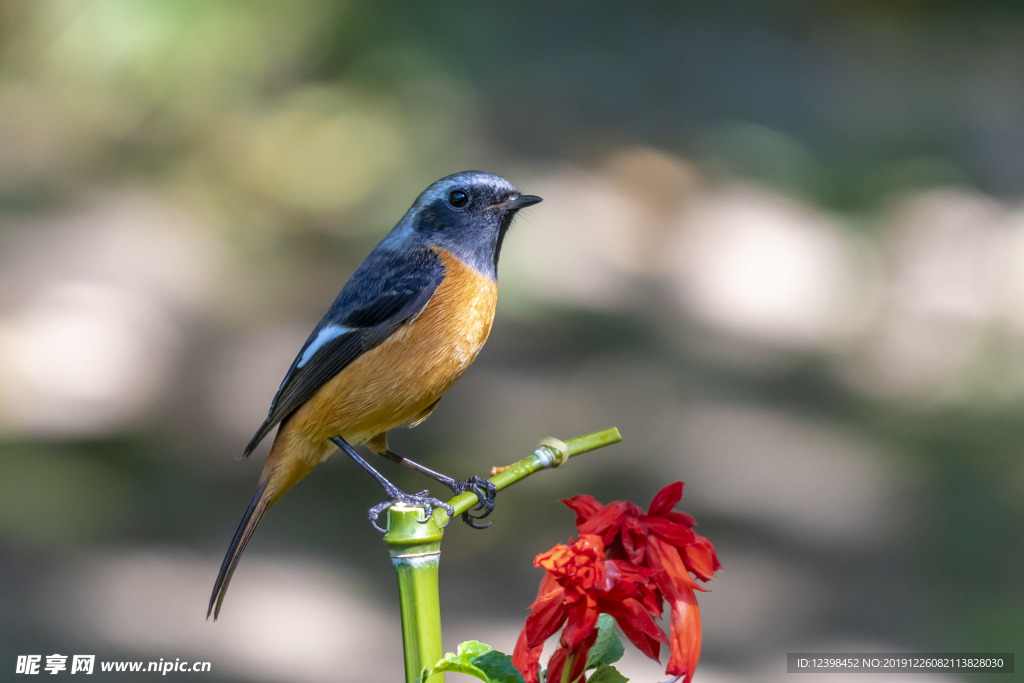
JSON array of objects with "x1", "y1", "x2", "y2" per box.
[{"x1": 512, "y1": 482, "x2": 720, "y2": 683}]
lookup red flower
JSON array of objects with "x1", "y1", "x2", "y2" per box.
[
  {"x1": 513, "y1": 482, "x2": 720, "y2": 683},
  {"x1": 565, "y1": 481, "x2": 720, "y2": 682},
  {"x1": 513, "y1": 534, "x2": 666, "y2": 683}
]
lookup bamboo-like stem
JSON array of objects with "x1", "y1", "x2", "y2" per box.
[
  {"x1": 436, "y1": 428, "x2": 622, "y2": 524},
  {"x1": 384, "y1": 427, "x2": 622, "y2": 683},
  {"x1": 386, "y1": 504, "x2": 445, "y2": 683}
]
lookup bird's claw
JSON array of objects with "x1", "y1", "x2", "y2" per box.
[
  {"x1": 451, "y1": 476, "x2": 497, "y2": 529},
  {"x1": 367, "y1": 490, "x2": 456, "y2": 533}
]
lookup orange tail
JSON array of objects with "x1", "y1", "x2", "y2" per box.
[{"x1": 208, "y1": 435, "x2": 321, "y2": 619}]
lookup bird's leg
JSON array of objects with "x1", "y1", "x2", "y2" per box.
[
  {"x1": 379, "y1": 449, "x2": 496, "y2": 529},
  {"x1": 329, "y1": 437, "x2": 455, "y2": 532}
]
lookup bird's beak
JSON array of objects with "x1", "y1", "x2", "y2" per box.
[{"x1": 488, "y1": 194, "x2": 543, "y2": 211}]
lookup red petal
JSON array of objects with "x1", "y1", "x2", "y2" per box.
[
  {"x1": 646, "y1": 539, "x2": 703, "y2": 682},
  {"x1": 604, "y1": 557, "x2": 654, "y2": 588},
  {"x1": 531, "y1": 571, "x2": 560, "y2": 600},
  {"x1": 524, "y1": 586, "x2": 569, "y2": 647},
  {"x1": 653, "y1": 537, "x2": 704, "y2": 590},
  {"x1": 512, "y1": 627, "x2": 545, "y2": 683},
  {"x1": 568, "y1": 647, "x2": 591, "y2": 683},
  {"x1": 620, "y1": 517, "x2": 648, "y2": 564},
  {"x1": 643, "y1": 516, "x2": 697, "y2": 548},
  {"x1": 659, "y1": 509, "x2": 697, "y2": 527},
  {"x1": 544, "y1": 643, "x2": 570, "y2": 683},
  {"x1": 562, "y1": 494, "x2": 603, "y2": 525},
  {"x1": 544, "y1": 632, "x2": 597, "y2": 683},
  {"x1": 606, "y1": 597, "x2": 669, "y2": 661},
  {"x1": 536, "y1": 543, "x2": 574, "y2": 573},
  {"x1": 648, "y1": 481, "x2": 684, "y2": 516},
  {"x1": 664, "y1": 586, "x2": 702, "y2": 682},
  {"x1": 576, "y1": 502, "x2": 629, "y2": 539},
  {"x1": 560, "y1": 597, "x2": 599, "y2": 648},
  {"x1": 682, "y1": 533, "x2": 721, "y2": 581}
]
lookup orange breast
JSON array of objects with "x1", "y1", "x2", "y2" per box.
[{"x1": 284, "y1": 248, "x2": 498, "y2": 451}]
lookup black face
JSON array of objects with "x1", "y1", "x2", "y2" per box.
[
  {"x1": 402, "y1": 171, "x2": 541, "y2": 280},
  {"x1": 421, "y1": 182, "x2": 515, "y2": 224}
]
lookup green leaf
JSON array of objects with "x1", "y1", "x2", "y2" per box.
[
  {"x1": 472, "y1": 650, "x2": 528, "y2": 683},
  {"x1": 419, "y1": 641, "x2": 526, "y2": 683},
  {"x1": 587, "y1": 664, "x2": 629, "y2": 683},
  {"x1": 457, "y1": 640, "x2": 495, "y2": 660},
  {"x1": 586, "y1": 614, "x2": 625, "y2": 670}
]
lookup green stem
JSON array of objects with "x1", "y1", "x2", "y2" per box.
[
  {"x1": 384, "y1": 427, "x2": 622, "y2": 683},
  {"x1": 559, "y1": 653, "x2": 578, "y2": 683},
  {"x1": 386, "y1": 504, "x2": 445, "y2": 683},
  {"x1": 437, "y1": 428, "x2": 622, "y2": 524}
]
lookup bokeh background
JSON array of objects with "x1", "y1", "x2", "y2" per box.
[{"x1": 1, "y1": 1, "x2": 1022, "y2": 681}]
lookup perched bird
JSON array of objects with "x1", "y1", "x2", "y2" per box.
[{"x1": 209, "y1": 171, "x2": 541, "y2": 619}]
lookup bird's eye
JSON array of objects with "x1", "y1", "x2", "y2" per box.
[{"x1": 448, "y1": 189, "x2": 469, "y2": 208}]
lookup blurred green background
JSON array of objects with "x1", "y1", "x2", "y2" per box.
[{"x1": 1, "y1": 1, "x2": 1022, "y2": 681}]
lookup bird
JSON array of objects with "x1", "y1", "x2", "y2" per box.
[{"x1": 208, "y1": 170, "x2": 541, "y2": 619}]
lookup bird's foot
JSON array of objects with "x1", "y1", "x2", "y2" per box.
[
  {"x1": 378, "y1": 448, "x2": 498, "y2": 530},
  {"x1": 449, "y1": 476, "x2": 497, "y2": 529},
  {"x1": 367, "y1": 489, "x2": 455, "y2": 533}
]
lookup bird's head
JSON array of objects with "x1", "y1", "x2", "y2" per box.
[{"x1": 398, "y1": 171, "x2": 542, "y2": 279}]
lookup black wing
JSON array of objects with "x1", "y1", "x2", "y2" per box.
[{"x1": 244, "y1": 247, "x2": 446, "y2": 455}]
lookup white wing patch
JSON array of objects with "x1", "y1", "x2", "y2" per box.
[{"x1": 297, "y1": 323, "x2": 350, "y2": 368}]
